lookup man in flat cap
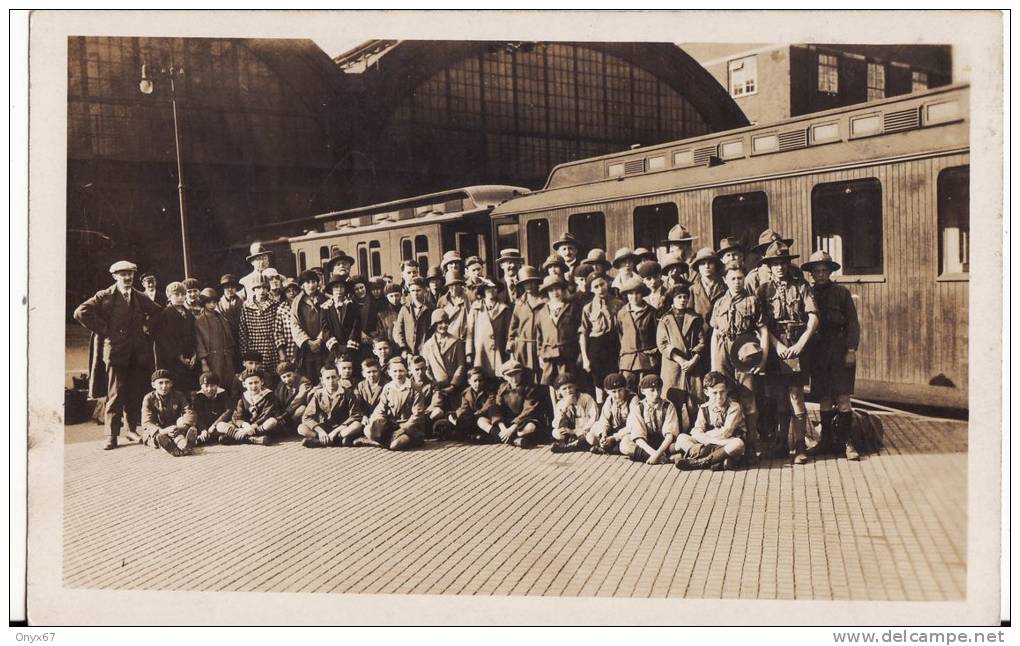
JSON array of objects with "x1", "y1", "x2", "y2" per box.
[{"x1": 74, "y1": 260, "x2": 163, "y2": 450}]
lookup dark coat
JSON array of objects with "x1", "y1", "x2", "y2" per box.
[
  {"x1": 322, "y1": 298, "x2": 363, "y2": 351},
  {"x1": 617, "y1": 304, "x2": 659, "y2": 371},
  {"x1": 485, "y1": 382, "x2": 543, "y2": 427},
  {"x1": 149, "y1": 305, "x2": 199, "y2": 389},
  {"x1": 189, "y1": 387, "x2": 232, "y2": 431}
]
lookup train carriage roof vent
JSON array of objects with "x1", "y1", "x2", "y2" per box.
[
  {"x1": 883, "y1": 107, "x2": 921, "y2": 133},
  {"x1": 693, "y1": 146, "x2": 716, "y2": 166},
  {"x1": 624, "y1": 159, "x2": 645, "y2": 175},
  {"x1": 778, "y1": 129, "x2": 808, "y2": 151}
]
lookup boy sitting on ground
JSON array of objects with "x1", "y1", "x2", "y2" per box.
[
  {"x1": 549, "y1": 374, "x2": 599, "y2": 453},
  {"x1": 587, "y1": 373, "x2": 633, "y2": 454},
  {"x1": 141, "y1": 369, "x2": 198, "y2": 457},
  {"x1": 483, "y1": 360, "x2": 544, "y2": 449},
  {"x1": 451, "y1": 367, "x2": 496, "y2": 443},
  {"x1": 619, "y1": 374, "x2": 680, "y2": 465},
  {"x1": 366, "y1": 357, "x2": 428, "y2": 451},
  {"x1": 355, "y1": 357, "x2": 388, "y2": 428},
  {"x1": 221, "y1": 369, "x2": 281, "y2": 445},
  {"x1": 673, "y1": 371, "x2": 746, "y2": 471},
  {"x1": 275, "y1": 360, "x2": 312, "y2": 434},
  {"x1": 190, "y1": 371, "x2": 233, "y2": 445},
  {"x1": 297, "y1": 364, "x2": 365, "y2": 447}
]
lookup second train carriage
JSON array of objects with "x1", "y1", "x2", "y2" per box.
[{"x1": 489, "y1": 84, "x2": 970, "y2": 409}]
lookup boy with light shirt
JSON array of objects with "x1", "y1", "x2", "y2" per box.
[
  {"x1": 140, "y1": 369, "x2": 198, "y2": 457},
  {"x1": 549, "y1": 375, "x2": 599, "y2": 453},
  {"x1": 587, "y1": 373, "x2": 633, "y2": 454},
  {"x1": 222, "y1": 369, "x2": 281, "y2": 445},
  {"x1": 673, "y1": 371, "x2": 746, "y2": 471},
  {"x1": 619, "y1": 374, "x2": 680, "y2": 465}
]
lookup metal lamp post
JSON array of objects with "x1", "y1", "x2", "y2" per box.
[{"x1": 140, "y1": 61, "x2": 191, "y2": 278}]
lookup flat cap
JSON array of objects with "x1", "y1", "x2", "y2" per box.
[{"x1": 109, "y1": 260, "x2": 138, "y2": 274}]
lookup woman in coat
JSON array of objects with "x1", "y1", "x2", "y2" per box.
[
  {"x1": 466, "y1": 278, "x2": 511, "y2": 381},
  {"x1": 195, "y1": 288, "x2": 236, "y2": 387},
  {"x1": 506, "y1": 266, "x2": 545, "y2": 373},
  {"x1": 655, "y1": 284, "x2": 707, "y2": 429}
]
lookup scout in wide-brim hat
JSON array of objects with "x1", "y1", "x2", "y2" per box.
[
  {"x1": 760, "y1": 241, "x2": 800, "y2": 264},
  {"x1": 617, "y1": 276, "x2": 650, "y2": 296},
  {"x1": 751, "y1": 228, "x2": 795, "y2": 256},
  {"x1": 542, "y1": 253, "x2": 568, "y2": 273},
  {"x1": 246, "y1": 242, "x2": 274, "y2": 262},
  {"x1": 538, "y1": 275, "x2": 569, "y2": 294},
  {"x1": 633, "y1": 247, "x2": 656, "y2": 263},
  {"x1": 552, "y1": 232, "x2": 579, "y2": 251},
  {"x1": 441, "y1": 250, "x2": 463, "y2": 270},
  {"x1": 660, "y1": 252, "x2": 689, "y2": 275},
  {"x1": 800, "y1": 250, "x2": 841, "y2": 273},
  {"x1": 660, "y1": 223, "x2": 697, "y2": 246},
  {"x1": 426, "y1": 266, "x2": 445, "y2": 282},
  {"x1": 716, "y1": 236, "x2": 745, "y2": 257},
  {"x1": 580, "y1": 248, "x2": 612, "y2": 272},
  {"x1": 445, "y1": 270, "x2": 466, "y2": 286},
  {"x1": 612, "y1": 247, "x2": 637, "y2": 268},
  {"x1": 636, "y1": 260, "x2": 662, "y2": 279},
  {"x1": 729, "y1": 332, "x2": 764, "y2": 373},
  {"x1": 690, "y1": 247, "x2": 723, "y2": 270}
]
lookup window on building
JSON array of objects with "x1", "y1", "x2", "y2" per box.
[
  {"x1": 633, "y1": 203, "x2": 679, "y2": 257},
  {"x1": 811, "y1": 178, "x2": 884, "y2": 276},
  {"x1": 568, "y1": 212, "x2": 606, "y2": 258},
  {"x1": 496, "y1": 223, "x2": 519, "y2": 255},
  {"x1": 938, "y1": 166, "x2": 969, "y2": 275},
  {"x1": 319, "y1": 246, "x2": 330, "y2": 268},
  {"x1": 369, "y1": 240, "x2": 383, "y2": 277},
  {"x1": 912, "y1": 70, "x2": 929, "y2": 93},
  {"x1": 456, "y1": 232, "x2": 481, "y2": 259},
  {"x1": 414, "y1": 235, "x2": 430, "y2": 272},
  {"x1": 728, "y1": 55, "x2": 758, "y2": 97},
  {"x1": 298, "y1": 250, "x2": 307, "y2": 273},
  {"x1": 867, "y1": 62, "x2": 886, "y2": 101},
  {"x1": 400, "y1": 237, "x2": 413, "y2": 262},
  {"x1": 817, "y1": 53, "x2": 839, "y2": 94},
  {"x1": 526, "y1": 219, "x2": 550, "y2": 266},
  {"x1": 357, "y1": 243, "x2": 369, "y2": 277},
  {"x1": 711, "y1": 192, "x2": 769, "y2": 256}
]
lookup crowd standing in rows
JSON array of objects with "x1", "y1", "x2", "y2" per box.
[{"x1": 75, "y1": 225, "x2": 861, "y2": 471}]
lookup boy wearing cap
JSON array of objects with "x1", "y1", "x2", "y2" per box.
[
  {"x1": 484, "y1": 361, "x2": 543, "y2": 449},
  {"x1": 580, "y1": 272, "x2": 622, "y2": 404},
  {"x1": 190, "y1": 372, "x2": 233, "y2": 445},
  {"x1": 74, "y1": 260, "x2": 163, "y2": 449},
  {"x1": 673, "y1": 371, "x2": 746, "y2": 471},
  {"x1": 436, "y1": 271, "x2": 471, "y2": 341},
  {"x1": 588, "y1": 373, "x2": 633, "y2": 454},
  {"x1": 195, "y1": 287, "x2": 236, "y2": 387},
  {"x1": 222, "y1": 369, "x2": 281, "y2": 445},
  {"x1": 140, "y1": 273, "x2": 161, "y2": 306},
  {"x1": 616, "y1": 277, "x2": 659, "y2": 393},
  {"x1": 150, "y1": 281, "x2": 199, "y2": 392},
  {"x1": 366, "y1": 357, "x2": 428, "y2": 451},
  {"x1": 231, "y1": 350, "x2": 275, "y2": 403},
  {"x1": 466, "y1": 278, "x2": 511, "y2": 380},
  {"x1": 637, "y1": 260, "x2": 670, "y2": 315},
  {"x1": 757, "y1": 242, "x2": 819, "y2": 464},
  {"x1": 535, "y1": 275, "x2": 582, "y2": 394},
  {"x1": 140, "y1": 369, "x2": 198, "y2": 456},
  {"x1": 375, "y1": 283, "x2": 403, "y2": 349},
  {"x1": 657, "y1": 283, "x2": 706, "y2": 428},
  {"x1": 451, "y1": 367, "x2": 496, "y2": 443},
  {"x1": 393, "y1": 277, "x2": 434, "y2": 358},
  {"x1": 549, "y1": 375, "x2": 599, "y2": 453},
  {"x1": 542, "y1": 254, "x2": 568, "y2": 283},
  {"x1": 620, "y1": 374, "x2": 680, "y2": 464},
  {"x1": 506, "y1": 266, "x2": 546, "y2": 373},
  {"x1": 571, "y1": 263, "x2": 595, "y2": 307},
  {"x1": 298, "y1": 365, "x2": 364, "y2": 447},
  {"x1": 322, "y1": 277, "x2": 363, "y2": 360},
  {"x1": 803, "y1": 250, "x2": 861, "y2": 461},
  {"x1": 240, "y1": 278, "x2": 280, "y2": 384},
  {"x1": 290, "y1": 270, "x2": 330, "y2": 382},
  {"x1": 275, "y1": 360, "x2": 312, "y2": 433}
]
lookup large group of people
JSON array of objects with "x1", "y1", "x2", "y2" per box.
[{"x1": 74, "y1": 224, "x2": 861, "y2": 471}]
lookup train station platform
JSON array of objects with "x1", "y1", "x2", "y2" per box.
[{"x1": 62, "y1": 412, "x2": 967, "y2": 601}]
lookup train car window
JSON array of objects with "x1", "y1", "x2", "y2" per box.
[
  {"x1": 319, "y1": 246, "x2": 330, "y2": 268},
  {"x1": 526, "y1": 219, "x2": 551, "y2": 266},
  {"x1": 400, "y1": 238, "x2": 413, "y2": 262},
  {"x1": 415, "y1": 235, "x2": 430, "y2": 272},
  {"x1": 811, "y1": 178, "x2": 883, "y2": 276},
  {"x1": 298, "y1": 251, "x2": 306, "y2": 273},
  {"x1": 711, "y1": 192, "x2": 769, "y2": 254},
  {"x1": 633, "y1": 203, "x2": 679, "y2": 256},
  {"x1": 496, "y1": 223, "x2": 519, "y2": 254},
  {"x1": 369, "y1": 241, "x2": 382, "y2": 277},
  {"x1": 938, "y1": 166, "x2": 969, "y2": 275},
  {"x1": 568, "y1": 212, "x2": 606, "y2": 257},
  {"x1": 357, "y1": 243, "x2": 369, "y2": 277}
]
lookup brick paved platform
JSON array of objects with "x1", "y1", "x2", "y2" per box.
[{"x1": 63, "y1": 413, "x2": 966, "y2": 600}]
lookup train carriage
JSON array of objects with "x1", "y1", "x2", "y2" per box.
[{"x1": 490, "y1": 84, "x2": 970, "y2": 408}]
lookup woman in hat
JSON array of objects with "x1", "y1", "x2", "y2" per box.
[
  {"x1": 289, "y1": 270, "x2": 329, "y2": 382},
  {"x1": 418, "y1": 309, "x2": 467, "y2": 395},
  {"x1": 506, "y1": 265, "x2": 546, "y2": 374},
  {"x1": 660, "y1": 252, "x2": 690, "y2": 292},
  {"x1": 579, "y1": 272, "x2": 622, "y2": 404},
  {"x1": 535, "y1": 275, "x2": 582, "y2": 396},
  {"x1": 633, "y1": 247, "x2": 657, "y2": 265},
  {"x1": 425, "y1": 265, "x2": 446, "y2": 304},
  {"x1": 150, "y1": 281, "x2": 200, "y2": 393},
  {"x1": 273, "y1": 279, "x2": 302, "y2": 365},
  {"x1": 240, "y1": 242, "x2": 274, "y2": 302},
  {"x1": 322, "y1": 276, "x2": 363, "y2": 362},
  {"x1": 466, "y1": 278, "x2": 511, "y2": 380},
  {"x1": 610, "y1": 247, "x2": 638, "y2": 294},
  {"x1": 802, "y1": 250, "x2": 861, "y2": 461},
  {"x1": 580, "y1": 248, "x2": 612, "y2": 277},
  {"x1": 615, "y1": 276, "x2": 659, "y2": 393},
  {"x1": 542, "y1": 253, "x2": 569, "y2": 282},
  {"x1": 436, "y1": 270, "x2": 470, "y2": 342},
  {"x1": 195, "y1": 287, "x2": 236, "y2": 387}
]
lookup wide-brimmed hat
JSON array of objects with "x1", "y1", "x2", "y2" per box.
[
  {"x1": 660, "y1": 252, "x2": 689, "y2": 274},
  {"x1": 497, "y1": 248, "x2": 524, "y2": 264},
  {"x1": 445, "y1": 269, "x2": 466, "y2": 286},
  {"x1": 297, "y1": 270, "x2": 320, "y2": 284},
  {"x1": 325, "y1": 250, "x2": 354, "y2": 272},
  {"x1": 618, "y1": 276, "x2": 650, "y2": 296},
  {"x1": 633, "y1": 247, "x2": 656, "y2": 263},
  {"x1": 580, "y1": 248, "x2": 612, "y2": 271},
  {"x1": 261, "y1": 267, "x2": 281, "y2": 279},
  {"x1": 612, "y1": 247, "x2": 637, "y2": 268},
  {"x1": 430, "y1": 309, "x2": 450, "y2": 327},
  {"x1": 219, "y1": 273, "x2": 240, "y2": 288},
  {"x1": 538, "y1": 275, "x2": 569, "y2": 294},
  {"x1": 475, "y1": 277, "x2": 506, "y2": 295},
  {"x1": 426, "y1": 266, "x2": 445, "y2": 282},
  {"x1": 729, "y1": 332, "x2": 764, "y2": 373},
  {"x1": 542, "y1": 253, "x2": 567, "y2": 272},
  {"x1": 440, "y1": 250, "x2": 463, "y2": 269},
  {"x1": 660, "y1": 224, "x2": 697, "y2": 245},
  {"x1": 716, "y1": 236, "x2": 745, "y2": 256},
  {"x1": 760, "y1": 241, "x2": 800, "y2": 264},
  {"x1": 800, "y1": 250, "x2": 841, "y2": 272},
  {"x1": 109, "y1": 260, "x2": 138, "y2": 274},
  {"x1": 246, "y1": 242, "x2": 274, "y2": 262},
  {"x1": 636, "y1": 260, "x2": 662, "y2": 279},
  {"x1": 552, "y1": 232, "x2": 579, "y2": 251},
  {"x1": 516, "y1": 265, "x2": 542, "y2": 285},
  {"x1": 500, "y1": 359, "x2": 526, "y2": 377},
  {"x1": 751, "y1": 228, "x2": 795, "y2": 255},
  {"x1": 690, "y1": 247, "x2": 723, "y2": 270}
]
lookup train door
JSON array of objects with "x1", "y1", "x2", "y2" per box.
[
  {"x1": 711, "y1": 191, "x2": 769, "y2": 254},
  {"x1": 633, "y1": 202, "x2": 679, "y2": 259},
  {"x1": 489, "y1": 215, "x2": 520, "y2": 276},
  {"x1": 567, "y1": 211, "x2": 606, "y2": 258},
  {"x1": 525, "y1": 218, "x2": 551, "y2": 266}
]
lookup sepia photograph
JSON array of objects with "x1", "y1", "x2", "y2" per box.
[{"x1": 20, "y1": 9, "x2": 1005, "y2": 628}]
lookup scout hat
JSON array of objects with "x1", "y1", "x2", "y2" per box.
[
  {"x1": 552, "y1": 232, "x2": 579, "y2": 250},
  {"x1": 800, "y1": 250, "x2": 841, "y2": 273},
  {"x1": 751, "y1": 228, "x2": 795, "y2": 255},
  {"x1": 109, "y1": 260, "x2": 138, "y2": 274},
  {"x1": 297, "y1": 270, "x2": 320, "y2": 285},
  {"x1": 603, "y1": 373, "x2": 627, "y2": 391},
  {"x1": 639, "y1": 374, "x2": 663, "y2": 390},
  {"x1": 580, "y1": 248, "x2": 612, "y2": 272},
  {"x1": 497, "y1": 248, "x2": 524, "y2": 265},
  {"x1": 690, "y1": 247, "x2": 723, "y2": 270},
  {"x1": 441, "y1": 250, "x2": 463, "y2": 270},
  {"x1": 516, "y1": 265, "x2": 542, "y2": 285},
  {"x1": 426, "y1": 266, "x2": 445, "y2": 282},
  {"x1": 660, "y1": 223, "x2": 697, "y2": 246},
  {"x1": 500, "y1": 359, "x2": 525, "y2": 377},
  {"x1": 542, "y1": 253, "x2": 567, "y2": 272},
  {"x1": 636, "y1": 260, "x2": 662, "y2": 279},
  {"x1": 150, "y1": 369, "x2": 172, "y2": 383},
  {"x1": 430, "y1": 309, "x2": 450, "y2": 326},
  {"x1": 633, "y1": 247, "x2": 656, "y2": 263},
  {"x1": 612, "y1": 247, "x2": 637, "y2": 268},
  {"x1": 716, "y1": 236, "x2": 745, "y2": 257},
  {"x1": 539, "y1": 275, "x2": 569, "y2": 294},
  {"x1": 660, "y1": 251, "x2": 689, "y2": 274},
  {"x1": 729, "y1": 333, "x2": 764, "y2": 373},
  {"x1": 444, "y1": 270, "x2": 466, "y2": 286},
  {"x1": 246, "y1": 241, "x2": 273, "y2": 262},
  {"x1": 219, "y1": 273, "x2": 240, "y2": 288},
  {"x1": 618, "y1": 276, "x2": 650, "y2": 296},
  {"x1": 760, "y1": 241, "x2": 800, "y2": 264}
]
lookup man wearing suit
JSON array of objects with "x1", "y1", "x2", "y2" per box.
[
  {"x1": 74, "y1": 260, "x2": 163, "y2": 450},
  {"x1": 239, "y1": 241, "x2": 274, "y2": 302}
]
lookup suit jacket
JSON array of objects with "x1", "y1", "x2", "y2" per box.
[
  {"x1": 321, "y1": 297, "x2": 362, "y2": 351},
  {"x1": 275, "y1": 375, "x2": 312, "y2": 419},
  {"x1": 419, "y1": 333, "x2": 467, "y2": 387},
  {"x1": 535, "y1": 301, "x2": 582, "y2": 361},
  {"x1": 301, "y1": 386, "x2": 363, "y2": 429},
  {"x1": 506, "y1": 295, "x2": 546, "y2": 371},
  {"x1": 140, "y1": 389, "x2": 192, "y2": 440},
  {"x1": 617, "y1": 304, "x2": 659, "y2": 371},
  {"x1": 393, "y1": 301, "x2": 433, "y2": 355},
  {"x1": 74, "y1": 286, "x2": 162, "y2": 392},
  {"x1": 149, "y1": 305, "x2": 197, "y2": 372},
  {"x1": 690, "y1": 276, "x2": 726, "y2": 321},
  {"x1": 355, "y1": 378, "x2": 388, "y2": 417},
  {"x1": 454, "y1": 387, "x2": 494, "y2": 420},
  {"x1": 485, "y1": 382, "x2": 543, "y2": 427},
  {"x1": 370, "y1": 379, "x2": 427, "y2": 425},
  {"x1": 656, "y1": 308, "x2": 707, "y2": 393}
]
